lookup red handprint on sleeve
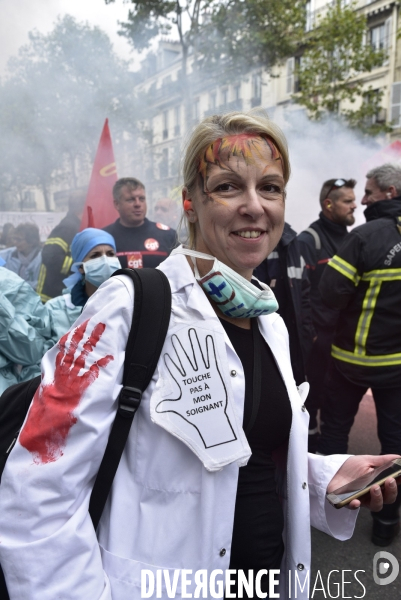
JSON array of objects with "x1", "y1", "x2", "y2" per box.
[{"x1": 20, "y1": 319, "x2": 114, "y2": 464}]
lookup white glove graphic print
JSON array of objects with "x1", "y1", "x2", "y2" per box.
[{"x1": 156, "y1": 328, "x2": 237, "y2": 448}]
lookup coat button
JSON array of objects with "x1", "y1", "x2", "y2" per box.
[
  {"x1": 219, "y1": 548, "x2": 226, "y2": 557},
  {"x1": 297, "y1": 563, "x2": 304, "y2": 571},
  {"x1": 230, "y1": 370, "x2": 237, "y2": 377},
  {"x1": 302, "y1": 482, "x2": 307, "y2": 489},
  {"x1": 301, "y1": 405, "x2": 306, "y2": 412}
]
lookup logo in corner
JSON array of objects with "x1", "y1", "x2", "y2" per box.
[{"x1": 373, "y1": 551, "x2": 399, "y2": 586}]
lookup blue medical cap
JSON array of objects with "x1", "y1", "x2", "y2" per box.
[
  {"x1": 70, "y1": 228, "x2": 116, "y2": 264},
  {"x1": 63, "y1": 228, "x2": 117, "y2": 290}
]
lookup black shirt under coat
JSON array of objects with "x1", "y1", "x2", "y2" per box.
[{"x1": 219, "y1": 319, "x2": 292, "y2": 595}]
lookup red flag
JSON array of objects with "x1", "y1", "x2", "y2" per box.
[
  {"x1": 362, "y1": 140, "x2": 401, "y2": 174},
  {"x1": 80, "y1": 119, "x2": 119, "y2": 230}
]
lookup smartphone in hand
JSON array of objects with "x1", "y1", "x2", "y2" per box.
[{"x1": 326, "y1": 458, "x2": 401, "y2": 509}]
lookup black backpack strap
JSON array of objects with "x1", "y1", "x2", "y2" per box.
[{"x1": 89, "y1": 268, "x2": 171, "y2": 529}]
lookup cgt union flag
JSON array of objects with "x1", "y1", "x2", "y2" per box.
[{"x1": 80, "y1": 118, "x2": 119, "y2": 230}]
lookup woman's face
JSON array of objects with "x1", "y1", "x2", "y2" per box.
[
  {"x1": 185, "y1": 134, "x2": 285, "y2": 280},
  {"x1": 82, "y1": 244, "x2": 116, "y2": 263},
  {"x1": 78, "y1": 244, "x2": 116, "y2": 273}
]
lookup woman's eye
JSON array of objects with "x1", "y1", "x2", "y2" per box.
[
  {"x1": 213, "y1": 183, "x2": 237, "y2": 193},
  {"x1": 262, "y1": 184, "x2": 282, "y2": 194}
]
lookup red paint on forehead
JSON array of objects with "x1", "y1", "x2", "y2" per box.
[
  {"x1": 198, "y1": 133, "x2": 281, "y2": 178},
  {"x1": 20, "y1": 319, "x2": 114, "y2": 464}
]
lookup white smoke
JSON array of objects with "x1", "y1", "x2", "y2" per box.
[{"x1": 272, "y1": 107, "x2": 388, "y2": 233}]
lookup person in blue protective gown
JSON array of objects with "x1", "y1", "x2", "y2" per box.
[
  {"x1": 0, "y1": 256, "x2": 52, "y2": 394},
  {"x1": 45, "y1": 228, "x2": 120, "y2": 345}
]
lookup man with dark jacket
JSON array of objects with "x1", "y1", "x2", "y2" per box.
[
  {"x1": 298, "y1": 179, "x2": 356, "y2": 450},
  {"x1": 103, "y1": 178, "x2": 177, "y2": 269},
  {"x1": 254, "y1": 222, "x2": 314, "y2": 386},
  {"x1": 317, "y1": 164, "x2": 401, "y2": 546},
  {"x1": 36, "y1": 190, "x2": 85, "y2": 302}
]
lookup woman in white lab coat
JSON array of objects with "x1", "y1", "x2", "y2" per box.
[{"x1": 0, "y1": 111, "x2": 398, "y2": 600}]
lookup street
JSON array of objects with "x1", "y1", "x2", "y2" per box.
[{"x1": 310, "y1": 392, "x2": 401, "y2": 599}]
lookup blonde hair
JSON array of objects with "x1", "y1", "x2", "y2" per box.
[{"x1": 181, "y1": 110, "x2": 290, "y2": 248}]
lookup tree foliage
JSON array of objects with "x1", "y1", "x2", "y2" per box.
[
  {"x1": 195, "y1": 0, "x2": 306, "y2": 80},
  {"x1": 107, "y1": 0, "x2": 305, "y2": 80},
  {"x1": 107, "y1": 0, "x2": 211, "y2": 54},
  {"x1": 0, "y1": 15, "x2": 138, "y2": 210},
  {"x1": 106, "y1": 0, "x2": 216, "y2": 129},
  {"x1": 294, "y1": 1, "x2": 389, "y2": 134}
]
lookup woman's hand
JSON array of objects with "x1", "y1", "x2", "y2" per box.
[{"x1": 327, "y1": 455, "x2": 401, "y2": 511}]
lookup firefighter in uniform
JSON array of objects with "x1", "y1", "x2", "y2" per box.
[
  {"x1": 317, "y1": 164, "x2": 401, "y2": 546},
  {"x1": 298, "y1": 178, "x2": 356, "y2": 451},
  {"x1": 36, "y1": 189, "x2": 85, "y2": 301}
]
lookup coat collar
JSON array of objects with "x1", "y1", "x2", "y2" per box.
[
  {"x1": 159, "y1": 252, "x2": 283, "y2": 331},
  {"x1": 158, "y1": 253, "x2": 217, "y2": 320}
]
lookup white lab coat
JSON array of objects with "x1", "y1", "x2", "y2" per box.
[{"x1": 0, "y1": 253, "x2": 357, "y2": 600}]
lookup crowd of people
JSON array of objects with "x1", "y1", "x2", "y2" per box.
[
  {"x1": 0, "y1": 110, "x2": 400, "y2": 599},
  {"x1": 0, "y1": 177, "x2": 178, "y2": 395}
]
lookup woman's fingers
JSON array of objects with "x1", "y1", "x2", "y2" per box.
[{"x1": 346, "y1": 478, "x2": 399, "y2": 511}]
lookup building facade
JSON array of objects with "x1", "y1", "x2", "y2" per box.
[{"x1": 133, "y1": 0, "x2": 401, "y2": 208}]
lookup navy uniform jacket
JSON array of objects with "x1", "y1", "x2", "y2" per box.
[{"x1": 254, "y1": 223, "x2": 314, "y2": 385}]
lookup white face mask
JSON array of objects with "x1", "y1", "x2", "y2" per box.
[
  {"x1": 82, "y1": 255, "x2": 121, "y2": 287},
  {"x1": 172, "y1": 247, "x2": 278, "y2": 318}
]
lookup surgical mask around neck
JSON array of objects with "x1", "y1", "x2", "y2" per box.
[
  {"x1": 172, "y1": 247, "x2": 278, "y2": 318},
  {"x1": 82, "y1": 255, "x2": 121, "y2": 288}
]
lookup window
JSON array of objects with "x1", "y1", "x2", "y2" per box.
[
  {"x1": 370, "y1": 18, "x2": 391, "y2": 52},
  {"x1": 163, "y1": 110, "x2": 169, "y2": 140},
  {"x1": 23, "y1": 191, "x2": 36, "y2": 210},
  {"x1": 234, "y1": 84, "x2": 241, "y2": 101},
  {"x1": 222, "y1": 88, "x2": 229, "y2": 106},
  {"x1": 305, "y1": 0, "x2": 313, "y2": 32},
  {"x1": 286, "y1": 58, "x2": 295, "y2": 94},
  {"x1": 160, "y1": 148, "x2": 169, "y2": 179},
  {"x1": 209, "y1": 92, "x2": 217, "y2": 110},
  {"x1": 251, "y1": 74, "x2": 261, "y2": 106},
  {"x1": 364, "y1": 89, "x2": 386, "y2": 125},
  {"x1": 193, "y1": 98, "x2": 200, "y2": 120},
  {"x1": 391, "y1": 82, "x2": 401, "y2": 127},
  {"x1": 370, "y1": 23, "x2": 386, "y2": 51},
  {"x1": 174, "y1": 105, "x2": 180, "y2": 136}
]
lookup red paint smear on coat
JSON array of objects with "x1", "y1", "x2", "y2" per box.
[{"x1": 20, "y1": 319, "x2": 114, "y2": 464}]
